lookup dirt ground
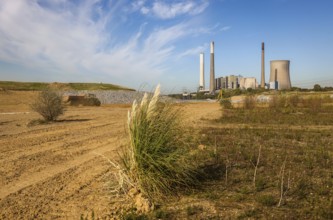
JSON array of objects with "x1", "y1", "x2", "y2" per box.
[{"x1": 0, "y1": 91, "x2": 221, "y2": 219}]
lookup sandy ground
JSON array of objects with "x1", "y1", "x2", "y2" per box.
[{"x1": 0, "y1": 91, "x2": 221, "y2": 219}]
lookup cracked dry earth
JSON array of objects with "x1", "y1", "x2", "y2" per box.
[{"x1": 0, "y1": 91, "x2": 221, "y2": 219}]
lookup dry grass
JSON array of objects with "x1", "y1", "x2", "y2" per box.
[
  {"x1": 131, "y1": 94, "x2": 333, "y2": 219},
  {"x1": 122, "y1": 85, "x2": 198, "y2": 203}
]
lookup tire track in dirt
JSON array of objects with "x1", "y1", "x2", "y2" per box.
[
  {"x1": 0, "y1": 119, "x2": 126, "y2": 187},
  {"x1": 0, "y1": 136, "x2": 125, "y2": 200},
  {"x1": 0, "y1": 138, "x2": 118, "y2": 186},
  {"x1": 0, "y1": 155, "x2": 118, "y2": 219},
  {"x1": 0, "y1": 102, "x2": 222, "y2": 219},
  {"x1": 0, "y1": 120, "x2": 122, "y2": 153},
  {"x1": 0, "y1": 122, "x2": 124, "y2": 163}
]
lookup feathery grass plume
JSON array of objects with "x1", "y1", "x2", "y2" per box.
[
  {"x1": 140, "y1": 93, "x2": 148, "y2": 107},
  {"x1": 123, "y1": 84, "x2": 197, "y2": 202},
  {"x1": 147, "y1": 84, "x2": 160, "y2": 118}
]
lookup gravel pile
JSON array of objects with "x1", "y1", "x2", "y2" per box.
[{"x1": 63, "y1": 90, "x2": 174, "y2": 105}]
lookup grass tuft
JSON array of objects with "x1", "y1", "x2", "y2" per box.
[{"x1": 123, "y1": 84, "x2": 198, "y2": 202}]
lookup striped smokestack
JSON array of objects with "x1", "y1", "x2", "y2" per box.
[
  {"x1": 261, "y1": 42, "x2": 265, "y2": 88},
  {"x1": 209, "y1": 41, "x2": 215, "y2": 93}
]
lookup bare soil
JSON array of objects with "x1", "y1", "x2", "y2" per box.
[{"x1": 0, "y1": 91, "x2": 221, "y2": 219}]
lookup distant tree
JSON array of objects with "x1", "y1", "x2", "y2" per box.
[
  {"x1": 313, "y1": 84, "x2": 322, "y2": 91},
  {"x1": 323, "y1": 86, "x2": 333, "y2": 91}
]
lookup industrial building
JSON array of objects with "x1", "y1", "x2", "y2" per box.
[
  {"x1": 239, "y1": 77, "x2": 258, "y2": 90},
  {"x1": 269, "y1": 60, "x2": 291, "y2": 90},
  {"x1": 198, "y1": 41, "x2": 291, "y2": 92},
  {"x1": 215, "y1": 75, "x2": 242, "y2": 90}
]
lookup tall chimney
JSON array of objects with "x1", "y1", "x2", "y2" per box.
[
  {"x1": 209, "y1": 41, "x2": 215, "y2": 93},
  {"x1": 199, "y1": 53, "x2": 205, "y2": 90},
  {"x1": 261, "y1": 42, "x2": 265, "y2": 88}
]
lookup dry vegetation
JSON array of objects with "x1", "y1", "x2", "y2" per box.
[
  {"x1": 122, "y1": 93, "x2": 333, "y2": 219},
  {"x1": 0, "y1": 90, "x2": 332, "y2": 219}
]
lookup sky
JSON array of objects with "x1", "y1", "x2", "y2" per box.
[{"x1": 0, "y1": 0, "x2": 332, "y2": 93}]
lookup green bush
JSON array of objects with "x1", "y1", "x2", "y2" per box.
[
  {"x1": 31, "y1": 89, "x2": 65, "y2": 121},
  {"x1": 123, "y1": 85, "x2": 198, "y2": 201},
  {"x1": 220, "y1": 99, "x2": 232, "y2": 109}
]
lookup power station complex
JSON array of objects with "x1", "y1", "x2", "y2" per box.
[{"x1": 199, "y1": 41, "x2": 291, "y2": 92}]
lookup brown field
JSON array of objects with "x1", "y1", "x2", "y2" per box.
[{"x1": 0, "y1": 91, "x2": 221, "y2": 219}]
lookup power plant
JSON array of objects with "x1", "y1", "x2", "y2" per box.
[
  {"x1": 209, "y1": 41, "x2": 215, "y2": 93},
  {"x1": 197, "y1": 41, "x2": 291, "y2": 92},
  {"x1": 269, "y1": 60, "x2": 291, "y2": 90}
]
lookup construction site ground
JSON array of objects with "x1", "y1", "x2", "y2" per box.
[{"x1": 0, "y1": 91, "x2": 221, "y2": 219}]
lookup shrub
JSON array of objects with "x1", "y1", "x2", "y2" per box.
[
  {"x1": 220, "y1": 99, "x2": 232, "y2": 109},
  {"x1": 123, "y1": 85, "x2": 198, "y2": 202},
  {"x1": 243, "y1": 96, "x2": 256, "y2": 109},
  {"x1": 31, "y1": 89, "x2": 65, "y2": 121},
  {"x1": 287, "y1": 94, "x2": 300, "y2": 108},
  {"x1": 304, "y1": 96, "x2": 322, "y2": 114},
  {"x1": 269, "y1": 95, "x2": 287, "y2": 110}
]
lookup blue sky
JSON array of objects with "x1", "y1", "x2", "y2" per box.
[{"x1": 0, "y1": 0, "x2": 332, "y2": 92}]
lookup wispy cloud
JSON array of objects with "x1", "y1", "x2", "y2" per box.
[
  {"x1": 178, "y1": 43, "x2": 209, "y2": 58},
  {"x1": 221, "y1": 26, "x2": 231, "y2": 32},
  {"x1": 131, "y1": 0, "x2": 209, "y2": 19},
  {"x1": 151, "y1": 1, "x2": 209, "y2": 19},
  {"x1": 0, "y1": 0, "x2": 213, "y2": 88}
]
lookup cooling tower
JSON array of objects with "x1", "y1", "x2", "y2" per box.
[
  {"x1": 260, "y1": 42, "x2": 265, "y2": 88},
  {"x1": 209, "y1": 41, "x2": 215, "y2": 93},
  {"x1": 199, "y1": 53, "x2": 205, "y2": 90},
  {"x1": 269, "y1": 60, "x2": 291, "y2": 90}
]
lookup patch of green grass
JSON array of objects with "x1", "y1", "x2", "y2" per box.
[
  {"x1": 256, "y1": 194, "x2": 277, "y2": 207},
  {"x1": 186, "y1": 205, "x2": 203, "y2": 216},
  {"x1": 237, "y1": 208, "x2": 261, "y2": 219},
  {"x1": 68, "y1": 82, "x2": 134, "y2": 91},
  {"x1": 122, "y1": 212, "x2": 149, "y2": 220},
  {"x1": 153, "y1": 209, "x2": 172, "y2": 219},
  {"x1": 0, "y1": 81, "x2": 134, "y2": 91},
  {"x1": 0, "y1": 81, "x2": 48, "y2": 90}
]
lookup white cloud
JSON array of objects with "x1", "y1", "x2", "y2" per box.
[
  {"x1": 221, "y1": 26, "x2": 231, "y2": 31},
  {"x1": 0, "y1": 0, "x2": 213, "y2": 88},
  {"x1": 178, "y1": 43, "x2": 209, "y2": 58},
  {"x1": 136, "y1": 0, "x2": 209, "y2": 19},
  {"x1": 131, "y1": 0, "x2": 146, "y2": 11},
  {"x1": 140, "y1": 6, "x2": 149, "y2": 14}
]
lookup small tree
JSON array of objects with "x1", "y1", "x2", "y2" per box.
[
  {"x1": 313, "y1": 84, "x2": 322, "y2": 91},
  {"x1": 31, "y1": 89, "x2": 65, "y2": 121}
]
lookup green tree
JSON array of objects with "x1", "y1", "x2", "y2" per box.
[{"x1": 313, "y1": 84, "x2": 322, "y2": 91}]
